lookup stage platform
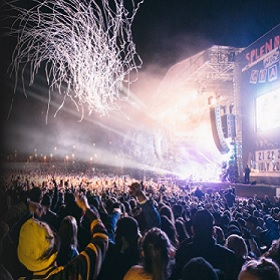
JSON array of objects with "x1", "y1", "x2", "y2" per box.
[{"x1": 193, "y1": 181, "x2": 280, "y2": 199}]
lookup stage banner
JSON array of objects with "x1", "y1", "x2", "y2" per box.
[
  {"x1": 236, "y1": 24, "x2": 280, "y2": 177},
  {"x1": 255, "y1": 149, "x2": 280, "y2": 172}
]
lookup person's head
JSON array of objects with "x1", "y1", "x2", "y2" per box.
[
  {"x1": 159, "y1": 205, "x2": 175, "y2": 224},
  {"x1": 172, "y1": 204, "x2": 184, "y2": 220},
  {"x1": 192, "y1": 209, "x2": 214, "y2": 237},
  {"x1": 41, "y1": 194, "x2": 52, "y2": 209},
  {"x1": 64, "y1": 192, "x2": 75, "y2": 206},
  {"x1": 213, "y1": 225, "x2": 225, "y2": 245},
  {"x1": 182, "y1": 257, "x2": 219, "y2": 280},
  {"x1": 17, "y1": 218, "x2": 59, "y2": 272},
  {"x1": 175, "y1": 219, "x2": 189, "y2": 243},
  {"x1": 122, "y1": 201, "x2": 132, "y2": 215},
  {"x1": 142, "y1": 227, "x2": 172, "y2": 280},
  {"x1": 220, "y1": 213, "x2": 230, "y2": 228},
  {"x1": 58, "y1": 215, "x2": 78, "y2": 248},
  {"x1": 246, "y1": 215, "x2": 259, "y2": 230},
  {"x1": 265, "y1": 217, "x2": 279, "y2": 231},
  {"x1": 87, "y1": 195, "x2": 99, "y2": 209},
  {"x1": 225, "y1": 234, "x2": 248, "y2": 259},
  {"x1": 115, "y1": 216, "x2": 141, "y2": 250},
  {"x1": 160, "y1": 215, "x2": 179, "y2": 248},
  {"x1": 29, "y1": 187, "x2": 43, "y2": 203},
  {"x1": 238, "y1": 257, "x2": 280, "y2": 280},
  {"x1": 264, "y1": 239, "x2": 280, "y2": 266},
  {"x1": 227, "y1": 224, "x2": 242, "y2": 237}
]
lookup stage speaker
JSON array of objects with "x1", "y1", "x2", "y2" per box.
[
  {"x1": 210, "y1": 106, "x2": 230, "y2": 154},
  {"x1": 221, "y1": 114, "x2": 236, "y2": 138}
]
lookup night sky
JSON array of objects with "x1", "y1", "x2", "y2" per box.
[
  {"x1": 131, "y1": 0, "x2": 280, "y2": 67},
  {"x1": 1, "y1": 0, "x2": 280, "y2": 161}
]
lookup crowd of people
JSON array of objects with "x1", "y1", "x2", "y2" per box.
[{"x1": 1, "y1": 168, "x2": 280, "y2": 280}]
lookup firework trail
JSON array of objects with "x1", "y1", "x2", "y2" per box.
[{"x1": 7, "y1": 0, "x2": 143, "y2": 119}]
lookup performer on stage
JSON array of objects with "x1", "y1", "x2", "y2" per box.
[{"x1": 244, "y1": 164, "x2": 251, "y2": 184}]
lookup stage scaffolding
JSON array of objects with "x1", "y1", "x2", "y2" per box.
[{"x1": 153, "y1": 45, "x2": 245, "y2": 178}]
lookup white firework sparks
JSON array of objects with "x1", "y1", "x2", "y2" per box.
[{"x1": 8, "y1": 0, "x2": 143, "y2": 119}]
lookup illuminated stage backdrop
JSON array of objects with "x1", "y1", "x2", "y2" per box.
[{"x1": 236, "y1": 24, "x2": 280, "y2": 184}]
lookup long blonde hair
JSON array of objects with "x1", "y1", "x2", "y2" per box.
[{"x1": 142, "y1": 228, "x2": 172, "y2": 280}]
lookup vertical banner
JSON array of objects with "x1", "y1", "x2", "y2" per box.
[{"x1": 236, "y1": 24, "x2": 280, "y2": 179}]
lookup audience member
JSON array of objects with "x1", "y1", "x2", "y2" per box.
[
  {"x1": 0, "y1": 221, "x2": 14, "y2": 280},
  {"x1": 56, "y1": 215, "x2": 79, "y2": 266},
  {"x1": 40, "y1": 193, "x2": 59, "y2": 230},
  {"x1": 263, "y1": 238, "x2": 280, "y2": 267},
  {"x1": 182, "y1": 257, "x2": 219, "y2": 280},
  {"x1": 128, "y1": 182, "x2": 161, "y2": 233},
  {"x1": 58, "y1": 191, "x2": 83, "y2": 226},
  {"x1": 160, "y1": 215, "x2": 179, "y2": 248},
  {"x1": 124, "y1": 227, "x2": 174, "y2": 280},
  {"x1": 29, "y1": 186, "x2": 43, "y2": 203},
  {"x1": 238, "y1": 257, "x2": 280, "y2": 280},
  {"x1": 15, "y1": 194, "x2": 108, "y2": 279},
  {"x1": 97, "y1": 216, "x2": 141, "y2": 280},
  {"x1": 225, "y1": 234, "x2": 250, "y2": 273},
  {"x1": 2, "y1": 168, "x2": 280, "y2": 280},
  {"x1": 173, "y1": 209, "x2": 238, "y2": 280},
  {"x1": 159, "y1": 205, "x2": 176, "y2": 225},
  {"x1": 224, "y1": 188, "x2": 236, "y2": 208},
  {"x1": 175, "y1": 218, "x2": 190, "y2": 244}
]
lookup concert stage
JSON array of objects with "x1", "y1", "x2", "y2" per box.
[{"x1": 196, "y1": 181, "x2": 280, "y2": 199}]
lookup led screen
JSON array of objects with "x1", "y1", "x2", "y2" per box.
[{"x1": 255, "y1": 89, "x2": 280, "y2": 132}]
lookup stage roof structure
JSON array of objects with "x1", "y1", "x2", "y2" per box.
[{"x1": 153, "y1": 45, "x2": 244, "y2": 114}]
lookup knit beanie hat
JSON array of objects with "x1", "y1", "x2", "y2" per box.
[
  {"x1": 41, "y1": 194, "x2": 52, "y2": 208},
  {"x1": 192, "y1": 209, "x2": 214, "y2": 235},
  {"x1": 116, "y1": 216, "x2": 141, "y2": 240},
  {"x1": 18, "y1": 218, "x2": 58, "y2": 271},
  {"x1": 183, "y1": 257, "x2": 219, "y2": 280}
]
